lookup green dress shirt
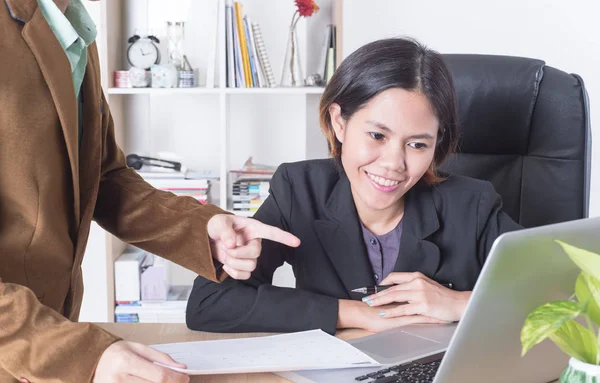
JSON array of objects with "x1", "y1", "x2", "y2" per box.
[{"x1": 37, "y1": 0, "x2": 97, "y2": 147}]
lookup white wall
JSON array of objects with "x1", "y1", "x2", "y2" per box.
[{"x1": 341, "y1": 0, "x2": 600, "y2": 217}]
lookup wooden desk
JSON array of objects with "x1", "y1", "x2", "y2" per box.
[
  {"x1": 96, "y1": 323, "x2": 371, "y2": 383},
  {"x1": 96, "y1": 323, "x2": 560, "y2": 383}
]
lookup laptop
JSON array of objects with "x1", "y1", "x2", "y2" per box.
[{"x1": 279, "y1": 216, "x2": 600, "y2": 382}]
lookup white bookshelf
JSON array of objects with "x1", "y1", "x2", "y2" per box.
[
  {"x1": 106, "y1": 87, "x2": 222, "y2": 95},
  {"x1": 107, "y1": 87, "x2": 325, "y2": 95},
  {"x1": 82, "y1": 0, "x2": 340, "y2": 322}
]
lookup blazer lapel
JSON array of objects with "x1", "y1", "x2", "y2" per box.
[
  {"x1": 394, "y1": 183, "x2": 441, "y2": 278},
  {"x1": 314, "y1": 173, "x2": 375, "y2": 299},
  {"x1": 4, "y1": 0, "x2": 37, "y2": 22},
  {"x1": 18, "y1": 2, "x2": 81, "y2": 223}
]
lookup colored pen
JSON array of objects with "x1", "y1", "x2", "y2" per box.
[{"x1": 352, "y1": 282, "x2": 453, "y2": 295}]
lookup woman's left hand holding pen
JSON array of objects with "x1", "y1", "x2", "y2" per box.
[{"x1": 363, "y1": 272, "x2": 471, "y2": 323}]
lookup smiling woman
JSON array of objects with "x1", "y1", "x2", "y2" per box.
[
  {"x1": 186, "y1": 37, "x2": 522, "y2": 335},
  {"x1": 327, "y1": 89, "x2": 442, "y2": 233},
  {"x1": 318, "y1": 37, "x2": 458, "y2": 235}
]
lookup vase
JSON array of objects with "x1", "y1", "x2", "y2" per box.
[
  {"x1": 560, "y1": 357, "x2": 600, "y2": 382},
  {"x1": 280, "y1": 25, "x2": 304, "y2": 87}
]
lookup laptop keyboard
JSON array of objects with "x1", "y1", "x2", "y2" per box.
[{"x1": 354, "y1": 358, "x2": 441, "y2": 383}]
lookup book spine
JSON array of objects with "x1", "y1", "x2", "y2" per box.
[
  {"x1": 243, "y1": 16, "x2": 259, "y2": 87},
  {"x1": 225, "y1": 1, "x2": 235, "y2": 87},
  {"x1": 232, "y1": 2, "x2": 245, "y2": 87},
  {"x1": 326, "y1": 47, "x2": 334, "y2": 84},
  {"x1": 234, "y1": 2, "x2": 252, "y2": 87},
  {"x1": 246, "y1": 17, "x2": 263, "y2": 87},
  {"x1": 317, "y1": 25, "x2": 332, "y2": 85},
  {"x1": 251, "y1": 22, "x2": 276, "y2": 87}
]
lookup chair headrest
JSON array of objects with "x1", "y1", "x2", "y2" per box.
[
  {"x1": 440, "y1": 54, "x2": 590, "y2": 226},
  {"x1": 443, "y1": 54, "x2": 545, "y2": 155}
]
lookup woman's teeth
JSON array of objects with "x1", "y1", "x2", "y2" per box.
[{"x1": 368, "y1": 173, "x2": 399, "y2": 187}]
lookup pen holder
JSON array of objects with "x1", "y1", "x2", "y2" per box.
[{"x1": 178, "y1": 70, "x2": 195, "y2": 88}]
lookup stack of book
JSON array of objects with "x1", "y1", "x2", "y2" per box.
[
  {"x1": 231, "y1": 177, "x2": 270, "y2": 215},
  {"x1": 225, "y1": 0, "x2": 276, "y2": 88},
  {"x1": 115, "y1": 286, "x2": 192, "y2": 323},
  {"x1": 114, "y1": 247, "x2": 195, "y2": 323},
  {"x1": 230, "y1": 157, "x2": 275, "y2": 216},
  {"x1": 146, "y1": 178, "x2": 211, "y2": 204},
  {"x1": 137, "y1": 169, "x2": 218, "y2": 205}
]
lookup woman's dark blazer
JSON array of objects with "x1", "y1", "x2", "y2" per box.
[{"x1": 186, "y1": 159, "x2": 522, "y2": 335}]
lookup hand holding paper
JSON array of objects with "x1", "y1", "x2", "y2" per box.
[{"x1": 94, "y1": 341, "x2": 189, "y2": 383}]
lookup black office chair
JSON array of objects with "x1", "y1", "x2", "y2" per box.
[{"x1": 440, "y1": 54, "x2": 591, "y2": 228}]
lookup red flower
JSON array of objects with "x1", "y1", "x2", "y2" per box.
[{"x1": 295, "y1": 0, "x2": 319, "y2": 17}]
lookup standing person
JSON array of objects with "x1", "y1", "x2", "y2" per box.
[
  {"x1": 0, "y1": 1, "x2": 300, "y2": 382},
  {"x1": 186, "y1": 37, "x2": 522, "y2": 335}
]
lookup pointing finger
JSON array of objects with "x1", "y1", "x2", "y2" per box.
[{"x1": 244, "y1": 219, "x2": 300, "y2": 247}]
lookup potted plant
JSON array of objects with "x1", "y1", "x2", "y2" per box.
[{"x1": 521, "y1": 240, "x2": 600, "y2": 382}]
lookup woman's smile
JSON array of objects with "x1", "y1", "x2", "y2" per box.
[{"x1": 365, "y1": 171, "x2": 402, "y2": 192}]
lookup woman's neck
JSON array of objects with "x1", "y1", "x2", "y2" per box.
[{"x1": 356, "y1": 198, "x2": 405, "y2": 236}]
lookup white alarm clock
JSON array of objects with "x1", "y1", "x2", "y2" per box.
[{"x1": 127, "y1": 34, "x2": 160, "y2": 70}]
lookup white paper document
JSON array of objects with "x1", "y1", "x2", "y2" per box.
[{"x1": 150, "y1": 330, "x2": 380, "y2": 375}]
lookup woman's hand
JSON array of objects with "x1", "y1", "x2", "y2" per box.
[
  {"x1": 363, "y1": 272, "x2": 472, "y2": 323},
  {"x1": 337, "y1": 299, "x2": 446, "y2": 333}
]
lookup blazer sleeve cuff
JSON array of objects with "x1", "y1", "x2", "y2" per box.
[
  {"x1": 190, "y1": 203, "x2": 232, "y2": 283},
  {"x1": 6, "y1": 323, "x2": 120, "y2": 383},
  {"x1": 308, "y1": 294, "x2": 340, "y2": 335}
]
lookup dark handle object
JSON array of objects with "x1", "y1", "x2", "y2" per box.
[{"x1": 126, "y1": 154, "x2": 182, "y2": 172}]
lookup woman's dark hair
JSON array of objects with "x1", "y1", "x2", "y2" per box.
[{"x1": 319, "y1": 37, "x2": 459, "y2": 184}]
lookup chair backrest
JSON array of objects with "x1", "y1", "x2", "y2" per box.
[{"x1": 440, "y1": 54, "x2": 591, "y2": 228}]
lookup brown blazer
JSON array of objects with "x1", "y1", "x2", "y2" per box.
[{"x1": 0, "y1": 1, "x2": 225, "y2": 382}]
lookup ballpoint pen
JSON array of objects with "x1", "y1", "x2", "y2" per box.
[{"x1": 352, "y1": 282, "x2": 454, "y2": 295}]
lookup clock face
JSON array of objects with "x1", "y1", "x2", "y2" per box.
[{"x1": 127, "y1": 39, "x2": 160, "y2": 70}]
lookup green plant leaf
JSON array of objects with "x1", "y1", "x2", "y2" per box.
[
  {"x1": 521, "y1": 300, "x2": 583, "y2": 356},
  {"x1": 576, "y1": 272, "x2": 600, "y2": 326},
  {"x1": 548, "y1": 319, "x2": 598, "y2": 364},
  {"x1": 556, "y1": 240, "x2": 600, "y2": 282}
]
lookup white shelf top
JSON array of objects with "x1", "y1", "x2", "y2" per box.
[
  {"x1": 107, "y1": 87, "x2": 221, "y2": 95},
  {"x1": 225, "y1": 87, "x2": 325, "y2": 95},
  {"x1": 107, "y1": 87, "x2": 325, "y2": 95}
]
